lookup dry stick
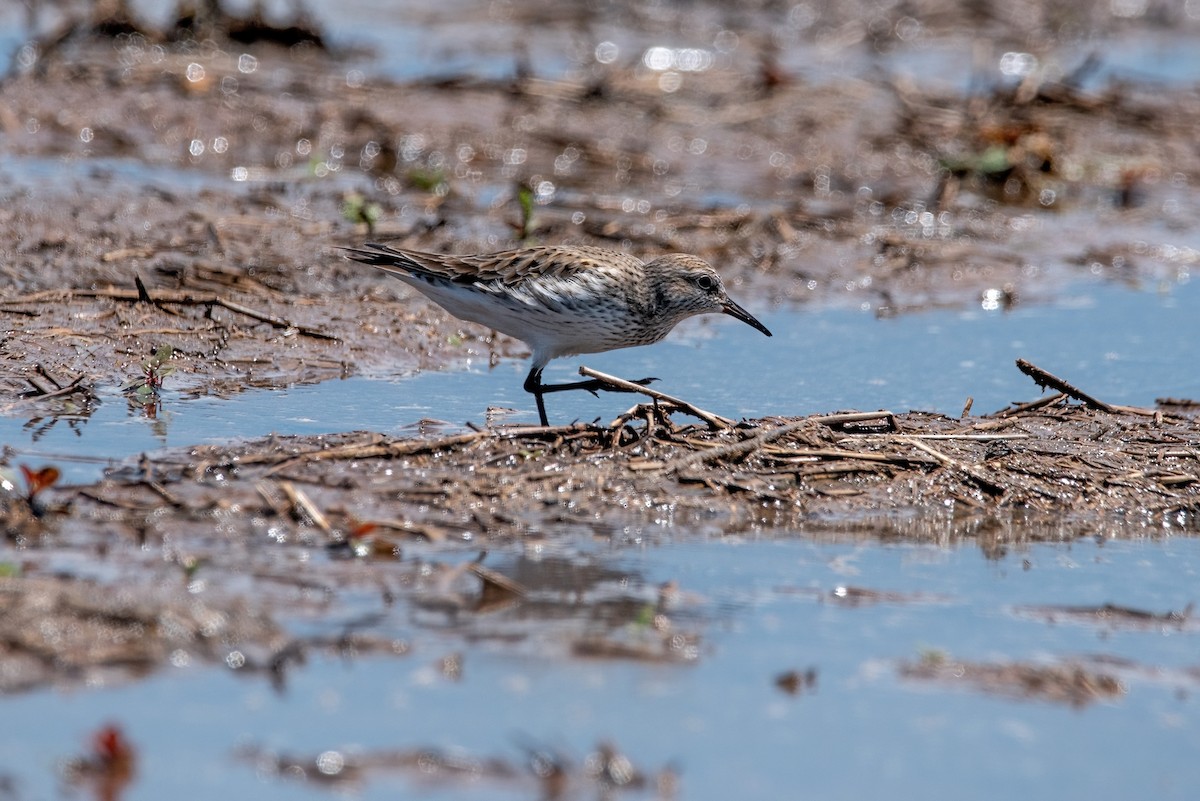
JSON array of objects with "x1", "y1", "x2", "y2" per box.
[
  {"x1": 34, "y1": 363, "x2": 70, "y2": 390},
  {"x1": 260, "y1": 431, "x2": 485, "y2": 474},
  {"x1": 578, "y1": 366, "x2": 735, "y2": 429},
  {"x1": 70, "y1": 287, "x2": 339, "y2": 341},
  {"x1": 134, "y1": 273, "x2": 155, "y2": 304},
  {"x1": 765, "y1": 447, "x2": 918, "y2": 464},
  {"x1": 1015, "y1": 359, "x2": 1161, "y2": 417},
  {"x1": 214, "y1": 296, "x2": 338, "y2": 340},
  {"x1": 371, "y1": 518, "x2": 450, "y2": 543},
  {"x1": 662, "y1": 411, "x2": 895, "y2": 474},
  {"x1": 25, "y1": 375, "x2": 58, "y2": 395},
  {"x1": 75, "y1": 488, "x2": 150, "y2": 510},
  {"x1": 905, "y1": 437, "x2": 1006, "y2": 496},
  {"x1": 805, "y1": 410, "x2": 897, "y2": 427},
  {"x1": 259, "y1": 424, "x2": 589, "y2": 475},
  {"x1": 1, "y1": 375, "x2": 89, "y2": 411},
  {"x1": 0, "y1": 290, "x2": 72, "y2": 304},
  {"x1": 1015, "y1": 359, "x2": 1115, "y2": 412},
  {"x1": 1157, "y1": 397, "x2": 1200, "y2": 409},
  {"x1": 993, "y1": 392, "x2": 1067, "y2": 417},
  {"x1": 279, "y1": 481, "x2": 333, "y2": 534},
  {"x1": 141, "y1": 480, "x2": 183, "y2": 508},
  {"x1": 844, "y1": 432, "x2": 1031, "y2": 442}
]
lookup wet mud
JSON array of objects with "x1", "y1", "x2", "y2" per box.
[{"x1": 3, "y1": 388, "x2": 1196, "y2": 695}]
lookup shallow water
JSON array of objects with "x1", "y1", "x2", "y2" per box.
[
  {"x1": 3, "y1": 276, "x2": 1195, "y2": 484},
  {"x1": 4, "y1": 533, "x2": 1198, "y2": 799}
]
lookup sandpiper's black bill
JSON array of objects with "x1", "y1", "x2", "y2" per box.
[{"x1": 721, "y1": 299, "x2": 773, "y2": 337}]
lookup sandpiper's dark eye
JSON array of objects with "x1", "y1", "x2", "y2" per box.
[{"x1": 695, "y1": 275, "x2": 717, "y2": 292}]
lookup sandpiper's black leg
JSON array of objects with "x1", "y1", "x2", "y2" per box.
[
  {"x1": 523, "y1": 366, "x2": 657, "y2": 425},
  {"x1": 524, "y1": 367, "x2": 551, "y2": 426},
  {"x1": 539, "y1": 376, "x2": 658, "y2": 395}
]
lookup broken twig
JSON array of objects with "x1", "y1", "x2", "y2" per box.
[
  {"x1": 65, "y1": 287, "x2": 338, "y2": 341},
  {"x1": 1015, "y1": 359, "x2": 1114, "y2": 412},
  {"x1": 663, "y1": 411, "x2": 895, "y2": 474},
  {"x1": 1015, "y1": 359, "x2": 1162, "y2": 417},
  {"x1": 905, "y1": 437, "x2": 1006, "y2": 496},
  {"x1": 578, "y1": 366, "x2": 734, "y2": 429}
]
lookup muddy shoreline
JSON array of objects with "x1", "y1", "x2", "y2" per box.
[{"x1": 4, "y1": 3, "x2": 1199, "y2": 393}]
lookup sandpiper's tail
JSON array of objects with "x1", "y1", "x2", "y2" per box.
[
  {"x1": 341, "y1": 243, "x2": 421, "y2": 271},
  {"x1": 342, "y1": 243, "x2": 488, "y2": 287}
]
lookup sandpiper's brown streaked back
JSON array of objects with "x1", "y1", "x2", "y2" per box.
[{"x1": 342, "y1": 243, "x2": 772, "y2": 425}]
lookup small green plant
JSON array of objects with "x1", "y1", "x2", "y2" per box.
[
  {"x1": 124, "y1": 345, "x2": 175, "y2": 403},
  {"x1": 180, "y1": 555, "x2": 206, "y2": 581},
  {"x1": 341, "y1": 191, "x2": 381, "y2": 236},
  {"x1": 516, "y1": 184, "x2": 536, "y2": 240},
  {"x1": 941, "y1": 145, "x2": 1011, "y2": 178},
  {"x1": 917, "y1": 646, "x2": 949, "y2": 667},
  {"x1": 406, "y1": 166, "x2": 448, "y2": 194},
  {"x1": 632, "y1": 602, "x2": 657, "y2": 629}
]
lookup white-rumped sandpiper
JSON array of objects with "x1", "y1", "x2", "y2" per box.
[{"x1": 343, "y1": 243, "x2": 772, "y2": 425}]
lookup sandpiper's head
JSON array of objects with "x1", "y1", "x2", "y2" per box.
[{"x1": 644, "y1": 254, "x2": 773, "y2": 337}]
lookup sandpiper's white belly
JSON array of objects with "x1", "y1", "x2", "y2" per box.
[{"x1": 399, "y1": 271, "x2": 649, "y2": 360}]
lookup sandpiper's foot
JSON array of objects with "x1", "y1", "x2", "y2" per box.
[
  {"x1": 576, "y1": 376, "x2": 659, "y2": 397},
  {"x1": 524, "y1": 367, "x2": 660, "y2": 426},
  {"x1": 532, "y1": 376, "x2": 658, "y2": 398}
]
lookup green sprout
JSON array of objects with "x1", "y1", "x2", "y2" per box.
[
  {"x1": 941, "y1": 145, "x2": 1011, "y2": 178},
  {"x1": 632, "y1": 603, "x2": 657, "y2": 629},
  {"x1": 516, "y1": 184, "x2": 536, "y2": 240},
  {"x1": 179, "y1": 554, "x2": 207, "y2": 582},
  {"x1": 124, "y1": 345, "x2": 176, "y2": 403},
  {"x1": 917, "y1": 646, "x2": 949, "y2": 667},
  {"x1": 341, "y1": 191, "x2": 381, "y2": 236},
  {"x1": 406, "y1": 166, "x2": 448, "y2": 194}
]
